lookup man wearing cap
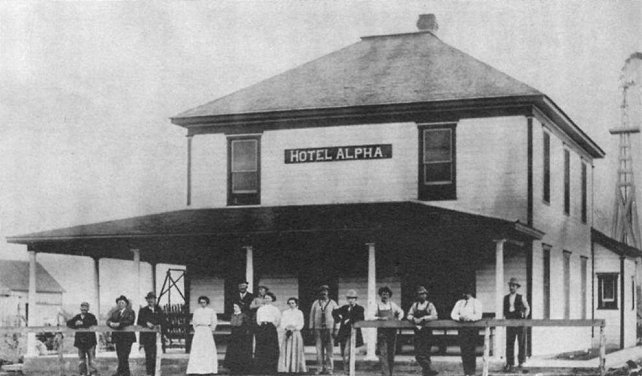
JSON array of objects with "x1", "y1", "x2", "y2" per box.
[
  {"x1": 107, "y1": 295, "x2": 136, "y2": 376},
  {"x1": 309, "y1": 284, "x2": 339, "y2": 374},
  {"x1": 407, "y1": 287, "x2": 439, "y2": 376},
  {"x1": 332, "y1": 289, "x2": 364, "y2": 371},
  {"x1": 235, "y1": 281, "x2": 255, "y2": 313},
  {"x1": 503, "y1": 278, "x2": 530, "y2": 372},
  {"x1": 137, "y1": 292, "x2": 165, "y2": 376},
  {"x1": 67, "y1": 302, "x2": 99, "y2": 376},
  {"x1": 450, "y1": 285, "x2": 482, "y2": 376}
]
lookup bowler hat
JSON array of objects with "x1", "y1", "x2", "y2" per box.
[
  {"x1": 416, "y1": 286, "x2": 428, "y2": 295},
  {"x1": 80, "y1": 302, "x2": 90, "y2": 307},
  {"x1": 346, "y1": 289, "x2": 358, "y2": 298},
  {"x1": 318, "y1": 284, "x2": 330, "y2": 292},
  {"x1": 145, "y1": 292, "x2": 156, "y2": 300},
  {"x1": 508, "y1": 278, "x2": 521, "y2": 287},
  {"x1": 115, "y1": 295, "x2": 129, "y2": 305}
]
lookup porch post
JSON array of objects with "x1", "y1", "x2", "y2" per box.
[
  {"x1": 366, "y1": 242, "x2": 377, "y2": 360},
  {"x1": 131, "y1": 249, "x2": 142, "y2": 357},
  {"x1": 244, "y1": 246, "x2": 254, "y2": 293},
  {"x1": 26, "y1": 250, "x2": 37, "y2": 356},
  {"x1": 93, "y1": 257, "x2": 101, "y2": 352},
  {"x1": 495, "y1": 239, "x2": 506, "y2": 360},
  {"x1": 151, "y1": 262, "x2": 157, "y2": 296}
]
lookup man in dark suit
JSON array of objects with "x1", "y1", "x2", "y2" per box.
[
  {"x1": 332, "y1": 289, "x2": 364, "y2": 371},
  {"x1": 67, "y1": 302, "x2": 98, "y2": 376},
  {"x1": 235, "y1": 281, "x2": 255, "y2": 313},
  {"x1": 503, "y1": 278, "x2": 530, "y2": 372},
  {"x1": 137, "y1": 292, "x2": 165, "y2": 376},
  {"x1": 107, "y1": 295, "x2": 136, "y2": 376}
]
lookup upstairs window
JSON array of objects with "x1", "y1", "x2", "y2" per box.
[
  {"x1": 418, "y1": 124, "x2": 456, "y2": 200},
  {"x1": 581, "y1": 161, "x2": 588, "y2": 223},
  {"x1": 564, "y1": 148, "x2": 570, "y2": 215},
  {"x1": 543, "y1": 130, "x2": 551, "y2": 203},
  {"x1": 598, "y1": 273, "x2": 618, "y2": 310},
  {"x1": 228, "y1": 136, "x2": 260, "y2": 206}
]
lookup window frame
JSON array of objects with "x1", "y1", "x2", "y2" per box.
[
  {"x1": 597, "y1": 273, "x2": 619, "y2": 310},
  {"x1": 580, "y1": 256, "x2": 588, "y2": 319},
  {"x1": 563, "y1": 148, "x2": 570, "y2": 215},
  {"x1": 581, "y1": 160, "x2": 588, "y2": 223},
  {"x1": 543, "y1": 245, "x2": 551, "y2": 319},
  {"x1": 563, "y1": 250, "x2": 571, "y2": 319},
  {"x1": 227, "y1": 135, "x2": 261, "y2": 206},
  {"x1": 418, "y1": 123, "x2": 457, "y2": 201},
  {"x1": 543, "y1": 129, "x2": 551, "y2": 204}
]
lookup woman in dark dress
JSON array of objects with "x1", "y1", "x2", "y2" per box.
[
  {"x1": 225, "y1": 303, "x2": 252, "y2": 374},
  {"x1": 254, "y1": 292, "x2": 281, "y2": 374}
]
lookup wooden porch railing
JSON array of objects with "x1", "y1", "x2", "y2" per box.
[
  {"x1": 352, "y1": 319, "x2": 606, "y2": 376},
  {"x1": 0, "y1": 325, "x2": 162, "y2": 376}
]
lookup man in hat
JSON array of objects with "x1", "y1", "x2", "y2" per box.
[
  {"x1": 407, "y1": 286, "x2": 439, "y2": 376},
  {"x1": 107, "y1": 295, "x2": 136, "y2": 376},
  {"x1": 309, "y1": 284, "x2": 339, "y2": 374},
  {"x1": 137, "y1": 292, "x2": 165, "y2": 376},
  {"x1": 503, "y1": 277, "x2": 530, "y2": 372},
  {"x1": 67, "y1": 302, "x2": 99, "y2": 376},
  {"x1": 235, "y1": 281, "x2": 255, "y2": 313},
  {"x1": 332, "y1": 289, "x2": 365, "y2": 371},
  {"x1": 450, "y1": 285, "x2": 482, "y2": 376},
  {"x1": 375, "y1": 286, "x2": 404, "y2": 376}
]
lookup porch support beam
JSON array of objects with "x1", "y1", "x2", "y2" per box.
[
  {"x1": 366, "y1": 242, "x2": 377, "y2": 360},
  {"x1": 131, "y1": 249, "x2": 142, "y2": 357},
  {"x1": 93, "y1": 256, "x2": 101, "y2": 352},
  {"x1": 495, "y1": 239, "x2": 506, "y2": 360},
  {"x1": 244, "y1": 246, "x2": 254, "y2": 293},
  {"x1": 26, "y1": 250, "x2": 37, "y2": 356}
]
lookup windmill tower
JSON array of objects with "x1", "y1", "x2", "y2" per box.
[{"x1": 610, "y1": 53, "x2": 642, "y2": 248}]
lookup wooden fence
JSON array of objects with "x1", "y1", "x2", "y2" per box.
[
  {"x1": 0, "y1": 325, "x2": 161, "y2": 376},
  {"x1": 352, "y1": 319, "x2": 606, "y2": 376}
]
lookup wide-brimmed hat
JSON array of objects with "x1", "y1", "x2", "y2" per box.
[
  {"x1": 318, "y1": 284, "x2": 330, "y2": 292},
  {"x1": 346, "y1": 289, "x2": 358, "y2": 298},
  {"x1": 416, "y1": 286, "x2": 428, "y2": 295},
  {"x1": 145, "y1": 292, "x2": 156, "y2": 300},
  {"x1": 508, "y1": 278, "x2": 521, "y2": 287},
  {"x1": 115, "y1": 295, "x2": 129, "y2": 305}
]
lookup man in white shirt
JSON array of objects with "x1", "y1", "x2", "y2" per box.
[
  {"x1": 450, "y1": 286, "x2": 482, "y2": 376},
  {"x1": 503, "y1": 278, "x2": 530, "y2": 372}
]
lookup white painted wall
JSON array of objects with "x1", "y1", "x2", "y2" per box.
[{"x1": 189, "y1": 276, "x2": 225, "y2": 314}]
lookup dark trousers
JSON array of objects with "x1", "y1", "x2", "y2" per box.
[
  {"x1": 77, "y1": 346, "x2": 97, "y2": 375},
  {"x1": 506, "y1": 327, "x2": 526, "y2": 366},
  {"x1": 458, "y1": 328, "x2": 477, "y2": 376},
  {"x1": 115, "y1": 341, "x2": 133, "y2": 376},
  {"x1": 414, "y1": 328, "x2": 433, "y2": 375},
  {"x1": 143, "y1": 342, "x2": 157, "y2": 375},
  {"x1": 314, "y1": 329, "x2": 334, "y2": 372},
  {"x1": 377, "y1": 329, "x2": 398, "y2": 376}
]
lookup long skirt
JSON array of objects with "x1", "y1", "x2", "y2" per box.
[
  {"x1": 254, "y1": 323, "x2": 279, "y2": 374},
  {"x1": 224, "y1": 327, "x2": 252, "y2": 374},
  {"x1": 278, "y1": 330, "x2": 307, "y2": 373},
  {"x1": 187, "y1": 326, "x2": 218, "y2": 374}
]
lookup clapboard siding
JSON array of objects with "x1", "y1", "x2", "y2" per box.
[
  {"x1": 190, "y1": 276, "x2": 225, "y2": 314},
  {"x1": 190, "y1": 133, "x2": 227, "y2": 208},
  {"x1": 258, "y1": 275, "x2": 299, "y2": 313},
  {"x1": 475, "y1": 246, "x2": 528, "y2": 313}
]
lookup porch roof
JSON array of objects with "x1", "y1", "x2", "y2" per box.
[
  {"x1": 591, "y1": 228, "x2": 642, "y2": 258},
  {"x1": 7, "y1": 202, "x2": 543, "y2": 262}
]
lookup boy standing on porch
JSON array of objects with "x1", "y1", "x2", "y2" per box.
[
  {"x1": 407, "y1": 286, "x2": 439, "y2": 376},
  {"x1": 309, "y1": 284, "x2": 339, "y2": 375},
  {"x1": 503, "y1": 277, "x2": 530, "y2": 372}
]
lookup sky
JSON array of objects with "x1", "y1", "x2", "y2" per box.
[{"x1": 0, "y1": 0, "x2": 641, "y2": 312}]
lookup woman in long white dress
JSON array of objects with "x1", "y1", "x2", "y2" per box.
[
  {"x1": 278, "y1": 297, "x2": 307, "y2": 373},
  {"x1": 187, "y1": 296, "x2": 218, "y2": 375}
]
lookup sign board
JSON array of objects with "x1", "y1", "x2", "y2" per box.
[{"x1": 285, "y1": 144, "x2": 392, "y2": 164}]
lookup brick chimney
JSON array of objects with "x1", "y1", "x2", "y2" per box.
[{"x1": 417, "y1": 14, "x2": 438, "y2": 33}]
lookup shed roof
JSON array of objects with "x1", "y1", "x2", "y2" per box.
[
  {"x1": 0, "y1": 260, "x2": 65, "y2": 294},
  {"x1": 591, "y1": 228, "x2": 642, "y2": 259}
]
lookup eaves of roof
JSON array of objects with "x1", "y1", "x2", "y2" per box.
[{"x1": 592, "y1": 228, "x2": 642, "y2": 259}]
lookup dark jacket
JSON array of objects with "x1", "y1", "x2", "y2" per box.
[
  {"x1": 66, "y1": 312, "x2": 98, "y2": 349},
  {"x1": 235, "y1": 292, "x2": 255, "y2": 313},
  {"x1": 332, "y1": 303, "x2": 364, "y2": 347},
  {"x1": 107, "y1": 308, "x2": 136, "y2": 344},
  {"x1": 137, "y1": 305, "x2": 165, "y2": 346},
  {"x1": 503, "y1": 294, "x2": 526, "y2": 319}
]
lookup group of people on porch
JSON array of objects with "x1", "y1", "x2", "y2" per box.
[{"x1": 64, "y1": 278, "x2": 529, "y2": 376}]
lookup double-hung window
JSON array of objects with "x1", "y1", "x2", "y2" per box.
[
  {"x1": 228, "y1": 136, "x2": 260, "y2": 205},
  {"x1": 598, "y1": 273, "x2": 618, "y2": 310},
  {"x1": 418, "y1": 124, "x2": 456, "y2": 200}
]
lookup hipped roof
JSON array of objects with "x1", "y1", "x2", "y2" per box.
[
  {"x1": 0, "y1": 260, "x2": 64, "y2": 294},
  {"x1": 171, "y1": 30, "x2": 603, "y2": 158}
]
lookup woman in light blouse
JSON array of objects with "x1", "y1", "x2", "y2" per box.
[
  {"x1": 254, "y1": 291, "x2": 281, "y2": 374},
  {"x1": 186, "y1": 295, "x2": 218, "y2": 375},
  {"x1": 278, "y1": 297, "x2": 307, "y2": 373}
]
